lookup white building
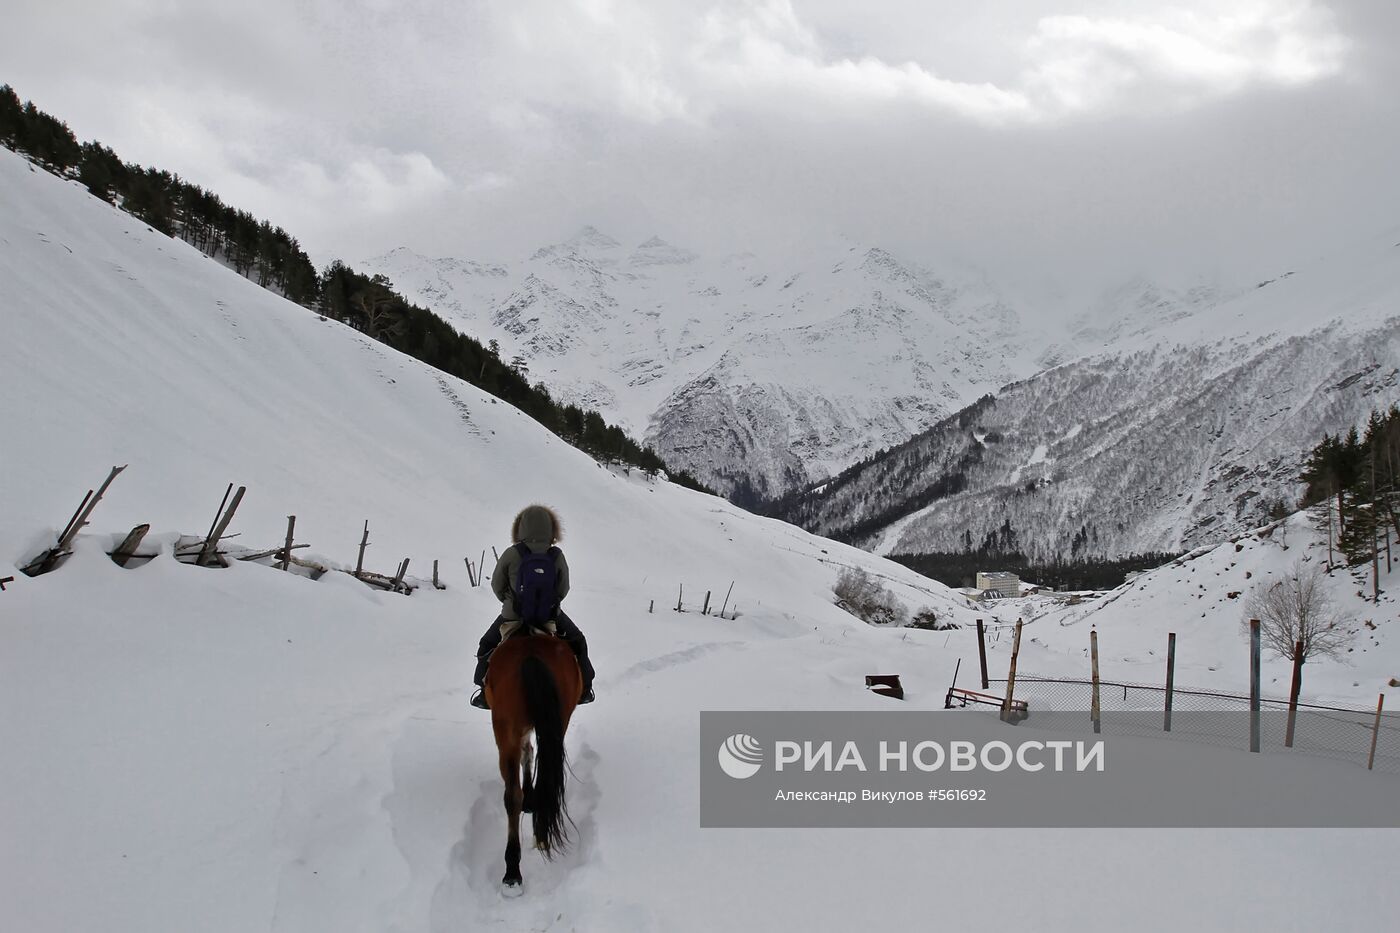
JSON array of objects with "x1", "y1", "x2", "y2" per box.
[{"x1": 975, "y1": 571, "x2": 1021, "y2": 599}]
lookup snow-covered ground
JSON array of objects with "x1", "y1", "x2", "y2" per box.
[{"x1": 3, "y1": 147, "x2": 1398, "y2": 931}]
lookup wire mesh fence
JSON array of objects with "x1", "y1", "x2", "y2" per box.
[{"x1": 987, "y1": 674, "x2": 1399, "y2": 774}]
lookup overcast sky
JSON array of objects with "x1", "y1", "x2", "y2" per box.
[{"x1": 5, "y1": 1, "x2": 1398, "y2": 284}]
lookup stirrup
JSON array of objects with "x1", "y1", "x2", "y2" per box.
[
  {"x1": 470, "y1": 689, "x2": 490, "y2": 710},
  {"x1": 578, "y1": 687, "x2": 595, "y2": 705}
]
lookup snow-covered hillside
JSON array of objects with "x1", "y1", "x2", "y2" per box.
[
  {"x1": 779, "y1": 240, "x2": 1400, "y2": 558},
  {"x1": 3, "y1": 148, "x2": 1398, "y2": 932},
  {"x1": 365, "y1": 235, "x2": 1065, "y2": 500}
]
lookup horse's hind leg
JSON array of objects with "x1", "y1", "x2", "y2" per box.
[
  {"x1": 499, "y1": 738, "x2": 525, "y2": 893},
  {"x1": 521, "y1": 739, "x2": 536, "y2": 815}
]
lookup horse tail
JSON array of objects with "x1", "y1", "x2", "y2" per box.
[{"x1": 521, "y1": 653, "x2": 572, "y2": 855}]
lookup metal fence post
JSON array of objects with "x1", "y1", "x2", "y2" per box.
[
  {"x1": 1090, "y1": 629, "x2": 1101, "y2": 734},
  {"x1": 1164, "y1": 632, "x2": 1176, "y2": 732},
  {"x1": 1249, "y1": 619, "x2": 1262, "y2": 753},
  {"x1": 1369, "y1": 694, "x2": 1386, "y2": 771},
  {"x1": 976, "y1": 619, "x2": 989, "y2": 690}
]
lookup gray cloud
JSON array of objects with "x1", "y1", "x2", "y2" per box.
[{"x1": 5, "y1": 0, "x2": 1397, "y2": 288}]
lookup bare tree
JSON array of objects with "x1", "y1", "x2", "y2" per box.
[
  {"x1": 1241, "y1": 560, "x2": 1353, "y2": 663},
  {"x1": 352, "y1": 274, "x2": 403, "y2": 343},
  {"x1": 833, "y1": 567, "x2": 907, "y2": 626}
]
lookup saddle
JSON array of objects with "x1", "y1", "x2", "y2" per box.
[{"x1": 499, "y1": 620, "x2": 558, "y2": 644}]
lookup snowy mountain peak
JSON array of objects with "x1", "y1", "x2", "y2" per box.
[
  {"x1": 364, "y1": 246, "x2": 507, "y2": 282},
  {"x1": 1068, "y1": 276, "x2": 1227, "y2": 345},
  {"x1": 565, "y1": 225, "x2": 622, "y2": 252},
  {"x1": 855, "y1": 247, "x2": 934, "y2": 291},
  {"x1": 527, "y1": 226, "x2": 625, "y2": 266},
  {"x1": 627, "y1": 235, "x2": 697, "y2": 266}
]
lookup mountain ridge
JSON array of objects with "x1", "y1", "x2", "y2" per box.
[{"x1": 770, "y1": 238, "x2": 1400, "y2": 558}]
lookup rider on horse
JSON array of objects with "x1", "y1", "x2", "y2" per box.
[{"x1": 471, "y1": 504, "x2": 595, "y2": 709}]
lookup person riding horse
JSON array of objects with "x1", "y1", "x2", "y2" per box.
[{"x1": 471, "y1": 504, "x2": 595, "y2": 709}]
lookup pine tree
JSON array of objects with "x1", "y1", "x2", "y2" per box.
[{"x1": 0, "y1": 85, "x2": 23, "y2": 148}]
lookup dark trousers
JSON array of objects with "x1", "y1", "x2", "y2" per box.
[{"x1": 473, "y1": 610, "x2": 595, "y2": 691}]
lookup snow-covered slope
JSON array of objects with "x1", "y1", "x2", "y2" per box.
[
  {"x1": 365, "y1": 237, "x2": 1064, "y2": 500},
  {"x1": 0, "y1": 155, "x2": 970, "y2": 631},
  {"x1": 778, "y1": 240, "x2": 1400, "y2": 558},
  {"x1": 3, "y1": 149, "x2": 1398, "y2": 932}
]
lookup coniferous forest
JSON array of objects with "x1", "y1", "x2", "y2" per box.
[
  {"x1": 0, "y1": 84, "x2": 710, "y2": 493},
  {"x1": 888, "y1": 549, "x2": 1181, "y2": 592},
  {"x1": 1301, "y1": 406, "x2": 1400, "y2": 597}
]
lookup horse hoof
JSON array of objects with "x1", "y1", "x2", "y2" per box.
[{"x1": 501, "y1": 879, "x2": 524, "y2": 898}]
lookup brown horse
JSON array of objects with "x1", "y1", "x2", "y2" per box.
[{"x1": 484, "y1": 632, "x2": 582, "y2": 894}]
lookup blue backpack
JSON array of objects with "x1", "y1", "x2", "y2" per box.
[{"x1": 514, "y1": 542, "x2": 560, "y2": 625}]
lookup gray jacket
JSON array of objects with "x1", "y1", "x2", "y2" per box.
[{"x1": 491, "y1": 504, "x2": 569, "y2": 622}]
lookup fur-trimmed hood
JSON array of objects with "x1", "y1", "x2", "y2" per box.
[
  {"x1": 511, "y1": 504, "x2": 563, "y2": 548},
  {"x1": 492, "y1": 505, "x2": 570, "y2": 621}
]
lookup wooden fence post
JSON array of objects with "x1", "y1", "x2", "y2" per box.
[
  {"x1": 675, "y1": 584, "x2": 683, "y2": 612},
  {"x1": 110, "y1": 524, "x2": 150, "y2": 567},
  {"x1": 60, "y1": 490, "x2": 95, "y2": 549},
  {"x1": 355, "y1": 521, "x2": 370, "y2": 577},
  {"x1": 1090, "y1": 629, "x2": 1101, "y2": 734},
  {"x1": 1285, "y1": 639, "x2": 1304, "y2": 748},
  {"x1": 1368, "y1": 693, "x2": 1385, "y2": 771},
  {"x1": 720, "y1": 581, "x2": 735, "y2": 618},
  {"x1": 479, "y1": 551, "x2": 487, "y2": 586},
  {"x1": 1164, "y1": 632, "x2": 1176, "y2": 732},
  {"x1": 702, "y1": 591, "x2": 711, "y2": 615},
  {"x1": 202, "y1": 483, "x2": 232, "y2": 554},
  {"x1": 1249, "y1": 618, "x2": 1262, "y2": 753},
  {"x1": 649, "y1": 600, "x2": 654, "y2": 614},
  {"x1": 281, "y1": 516, "x2": 296, "y2": 571},
  {"x1": 27, "y1": 465, "x2": 128, "y2": 575},
  {"x1": 463, "y1": 557, "x2": 476, "y2": 587},
  {"x1": 1000, "y1": 619, "x2": 1024, "y2": 723},
  {"x1": 391, "y1": 558, "x2": 410, "y2": 593},
  {"x1": 976, "y1": 619, "x2": 989, "y2": 690},
  {"x1": 198, "y1": 485, "x2": 245, "y2": 567},
  {"x1": 59, "y1": 464, "x2": 126, "y2": 551}
]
